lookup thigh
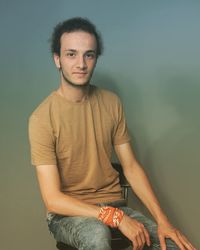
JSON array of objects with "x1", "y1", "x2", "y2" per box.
[
  {"x1": 47, "y1": 213, "x2": 112, "y2": 250},
  {"x1": 120, "y1": 207, "x2": 179, "y2": 250}
]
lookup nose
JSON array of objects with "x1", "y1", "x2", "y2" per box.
[{"x1": 76, "y1": 55, "x2": 87, "y2": 70}]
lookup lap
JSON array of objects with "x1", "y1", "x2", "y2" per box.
[
  {"x1": 47, "y1": 206, "x2": 179, "y2": 250},
  {"x1": 47, "y1": 213, "x2": 111, "y2": 249}
]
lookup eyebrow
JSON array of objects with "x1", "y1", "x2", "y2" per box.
[
  {"x1": 64, "y1": 49, "x2": 76, "y2": 52},
  {"x1": 85, "y1": 50, "x2": 96, "y2": 54},
  {"x1": 64, "y1": 49, "x2": 96, "y2": 54}
]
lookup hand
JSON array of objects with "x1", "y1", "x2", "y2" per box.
[
  {"x1": 118, "y1": 214, "x2": 151, "y2": 250},
  {"x1": 157, "y1": 220, "x2": 197, "y2": 250}
]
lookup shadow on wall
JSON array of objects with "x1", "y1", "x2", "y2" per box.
[
  {"x1": 144, "y1": 69, "x2": 200, "y2": 245},
  {"x1": 92, "y1": 70, "x2": 149, "y2": 161},
  {"x1": 91, "y1": 69, "x2": 200, "y2": 246},
  {"x1": 92, "y1": 70, "x2": 153, "y2": 214},
  {"x1": 92, "y1": 70, "x2": 121, "y2": 94}
]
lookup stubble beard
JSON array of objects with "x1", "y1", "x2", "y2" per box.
[{"x1": 60, "y1": 67, "x2": 92, "y2": 89}]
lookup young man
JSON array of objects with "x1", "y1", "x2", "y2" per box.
[{"x1": 29, "y1": 17, "x2": 195, "y2": 250}]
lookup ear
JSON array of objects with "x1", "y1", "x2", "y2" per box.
[{"x1": 53, "y1": 53, "x2": 61, "y2": 69}]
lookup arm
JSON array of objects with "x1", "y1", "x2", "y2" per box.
[
  {"x1": 36, "y1": 163, "x2": 151, "y2": 250},
  {"x1": 35, "y1": 164, "x2": 100, "y2": 217},
  {"x1": 115, "y1": 142, "x2": 167, "y2": 223},
  {"x1": 29, "y1": 115, "x2": 100, "y2": 218},
  {"x1": 115, "y1": 142, "x2": 196, "y2": 250}
]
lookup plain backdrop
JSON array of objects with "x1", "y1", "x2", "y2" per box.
[{"x1": 0, "y1": 0, "x2": 199, "y2": 249}]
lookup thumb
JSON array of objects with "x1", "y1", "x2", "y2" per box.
[{"x1": 158, "y1": 235, "x2": 166, "y2": 250}]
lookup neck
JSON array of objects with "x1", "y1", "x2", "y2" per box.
[{"x1": 57, "y1": 82, "x2": 90, "y2": 103}]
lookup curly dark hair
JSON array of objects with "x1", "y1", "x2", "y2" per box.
[{"x1": 50, "y1": 17, "x2": 103, "y2": 57}]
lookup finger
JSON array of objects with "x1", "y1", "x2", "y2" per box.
[
  {"x1": 158, "y1": 235, "x2": 166, "y2": 250},
  {"x1": 170, "y1": 233, "x2": 185, "y2": 250},
  {"x1": 177, "y1": 231, "x2": 196, "y2": 250},
  {"x1": 138, "y1": 229, "x2": 146, "y2": 245},
  {"x1": 143, "y1": 227, "x2": 151, "y2": 246},
  {"x1": 133, "y1": 238, "x2": 139, "y2": 250},
  {"x1": 136, "y1": 234, "x2": 145, "y2": 250}
]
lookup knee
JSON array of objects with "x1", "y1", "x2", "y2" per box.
[{"x1": 79, "y1": 218, "x2": 111, "y2": 250}]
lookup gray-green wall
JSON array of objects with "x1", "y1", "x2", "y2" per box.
[{"x1": 1, "y1": 0, "x2": 199, "y2": 249}]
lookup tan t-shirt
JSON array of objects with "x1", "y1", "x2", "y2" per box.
[{"x1": 29, "y1": 85, "x2": 130, "y2": 204}]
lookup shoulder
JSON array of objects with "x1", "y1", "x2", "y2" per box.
[
  {"x1": 29, "y1": 92, "x2": 57, "y2": 125},
  {"x1": 92, "y1": 86, "x2": 121, "y2": 104}
]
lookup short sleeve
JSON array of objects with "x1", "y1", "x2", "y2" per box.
[
  {"x1": 28, "y1": 115, "x2": 57, "y2": 166},
  {"x1": 112, "y1": 97, "x2": 131, "y2": 145}
]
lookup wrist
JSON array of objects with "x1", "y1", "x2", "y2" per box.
[
  {"x1": 156, "y1": 215, "x2": 171, "y2": 226},
  {"x1": 97, "y1": 206, "x2": 124, "y2": 228},
  {"x1": 151, "y1": 208, "x2": 169, "y2": 225}
]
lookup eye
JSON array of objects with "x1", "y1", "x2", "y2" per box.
[
  {"x1": 85, "y1": 52, "x2": 96, "y2": 59},
  {"x1": 66, "y1": 52, "x2": 76, "y2": 57}
]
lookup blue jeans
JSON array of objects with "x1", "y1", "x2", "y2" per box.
[{"x1": 46, "y1": 201, "x2": 179, "y2": 250}]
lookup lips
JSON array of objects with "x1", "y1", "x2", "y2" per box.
[{"x1": 73, "y1": 72, "x2": 87, "y2": 75}]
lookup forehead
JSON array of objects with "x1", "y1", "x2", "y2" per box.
[{"x1": 60, "y1": 31, "x2": 97, "y2": 51}]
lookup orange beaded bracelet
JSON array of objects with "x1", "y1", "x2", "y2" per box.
[{"x1": 98, "y1": 206, "x2": 124, "y2": 228}]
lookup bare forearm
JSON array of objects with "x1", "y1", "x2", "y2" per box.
[
  {"x1": 125, "y1": 163, "x2": 168, "y2": 224},
  {"x1": 115, "y1": 143, "x2": 169, "y2": 224},
  {"x1": 46, "y1": 191, "x2": 100, "y2": 218},
  {"x1": 36, "y1": 164, "x2": 100, "y2": 218}
]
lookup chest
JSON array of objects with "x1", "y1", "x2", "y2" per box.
[{"x1": 53, "y1": 101, "x2": 115, "y2": 154}]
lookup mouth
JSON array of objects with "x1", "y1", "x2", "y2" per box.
[
  {"x1": 73, "y1": 72, "x2": 88, "y2": 79},
  {"x1": 73, "y1": 72, "x2": 87, "y2": 75}
]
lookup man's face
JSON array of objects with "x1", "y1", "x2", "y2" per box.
[{"x1": 54, "y1": 31, "x2": 97, "y2": 87}]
